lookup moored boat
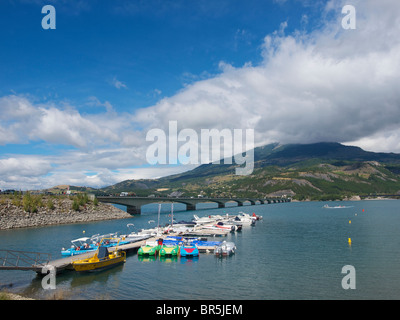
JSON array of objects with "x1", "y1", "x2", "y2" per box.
[
  {"x1": 120, "y1": 232, "x2": 153, "y2": 243},
  {"x1": 61, "y1": 237, "x2": 97, "y2": 256},
  {"x1": 193, "y1": 214, "x2": 217, "y2": 225},
  {"x1": 159, "y1": 243, "x2": 180, "y2": 257},
  {"x1": 252, "y1": 212, "x2": 263, "y2": 220},
  {"x1": 215, "y1": 241, "x2": 236, "y2": 256},
  {"x1": 231, "y1": 212, "x2": 256, "y2": 225},
  {"x1": 180, "y1": 243, "x2": 199, "y2": 257},
  {"x1": 202, "y1": 222, "x2": 236, "y2": 232},
  {"x1": 119, "y1": 224, "x2": 154, "y2": 243},
  {"x1": 138, "y1": 239, "x2": 162, "y2": 256},
  {"x1": 72, "y1": 238, "x2": 126, "y2": 272},
  {"x1": 61, "y1": 233, "x2": 131, "y2": 256}
]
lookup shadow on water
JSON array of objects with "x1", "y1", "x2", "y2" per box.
[{"x1": 23, "y1": 263, "x2": 126, "y2": 300}]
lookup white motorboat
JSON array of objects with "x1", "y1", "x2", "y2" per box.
[
  {"x1": 202, "y1": 221, "x2": 241, "y2": 232},
  {"x1": 166, "y1": 224, "x2": 194, "y2": 234},
  {"x1": 119, "y1": 224, "x2": 153, "y2": 243},
  {"x1": 215, "y1": 241, "x2": 236, "y2": 256},
  {"x1": 137, "y1": 227, "x2": 159, "y2": 236},
  {"x1": 323, "y1": 204, "x2": 354, "y2": 209},
  {"x1": 231, "y1": 212, "x2": 256, "y2": 225},
  {"x1": 202, "y1": 223, "x2": 235, "y2": 232},
  {"x1": 193, "y1": 214, "x2": 217, "y2": 225}
]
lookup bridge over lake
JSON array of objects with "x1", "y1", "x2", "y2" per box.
[{"x1": 97, "y1": 196, "x2": 291, "y2": 214}]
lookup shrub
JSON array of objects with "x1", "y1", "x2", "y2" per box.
[
  {"x1": 34, "y1": 195, "x2": 44, "y2": 208},
  {"x1": 31, "y1": 204, "x2": 38, "y2": 213},
  {"x1": 12, "y1": 191, "x2": 22, "y2": 207},
  {"x1": 72, "y1": 198, "x2": 80, "y2": 211},
  {"x1": 47, "y1": 199, "x2": 55, "y2": 210},
  {"x1": 23, "y1": 192, "x2": 32, "y2": 212}
]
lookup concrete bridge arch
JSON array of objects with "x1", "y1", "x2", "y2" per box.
[{"x1": 97, "y1": 196, "x2": 290, "y2": 215}]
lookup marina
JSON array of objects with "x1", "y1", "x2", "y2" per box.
[
  {"x1": 6, "y1": 207, "x2": 254, "y2": 274},
  {"x1": 1, "y1": 200, "x2": 400, "y2": 300}
]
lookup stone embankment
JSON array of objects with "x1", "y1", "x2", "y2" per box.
[{"x1": 0, "y1": 196, "x2": 131, "y2": 230}]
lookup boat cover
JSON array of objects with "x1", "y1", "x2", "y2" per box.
[{"x1": 97, "y1": 246, "x2": 109, "y2": 259}]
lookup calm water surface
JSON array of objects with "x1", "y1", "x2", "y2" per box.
[{"x1": 1, "y1": 200, "x2": 399, "y2": 300}]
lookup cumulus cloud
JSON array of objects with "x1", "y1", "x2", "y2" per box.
[
  {"x1": 135, "y1": 0, "x2": 400, "y2": 153},
  {"x1": 0, "y1": 156, "x2": 53, "y2": 190},
  {"x1": 1, "y1": 0, "x2": 400, "y2": 190},
  {"x1": 0, "y1": 95, "x2": 136, "y2": 149},
  {"x1": 0, "y1": 96, "x2": 147, "y2": 189}
]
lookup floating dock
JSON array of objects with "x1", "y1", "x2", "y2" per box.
[
  {"x1": 41, "y1": 238, "x2": 150, "y2": 274},
  {"x1": 35, "y1": 233, "x2": 222, "y2": 274}
]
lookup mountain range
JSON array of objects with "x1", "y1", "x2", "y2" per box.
[{"x1": 70, "y1": 142, "x2": 400, "y2": 201}]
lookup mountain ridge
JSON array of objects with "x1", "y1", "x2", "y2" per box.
[{"x1": 92, "y1": 142, "x2": 400, "y2": 200}]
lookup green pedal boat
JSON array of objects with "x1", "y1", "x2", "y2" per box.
[
  {"x1": 138, "y1": 239, "x2": 162, "y2": 256},
  {"x1": 159, "y1": 244, "x2": 180, "y2": 257}
]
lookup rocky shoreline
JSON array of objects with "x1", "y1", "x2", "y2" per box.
[
  {"x1": 0, "y1": 196, "x2": 131, "y2": 230},
  {"x1": 0, "y1": 292, "x2": 34, "y2": 300}
]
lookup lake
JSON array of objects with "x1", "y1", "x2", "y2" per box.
[{"x1": 1, "y1": 200, "x2": 399, "y2": 300}]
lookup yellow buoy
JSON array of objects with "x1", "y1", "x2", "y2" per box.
[
  {"x1": 349, "y1": 220, "x2": 351, "y2": 224},
  {"x1": 348, "y1": 238, "x2": 352, "y2": 245}
]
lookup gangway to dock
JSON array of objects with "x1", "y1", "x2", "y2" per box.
[{"x1": 0, "y1": 249, "x2": 51, "y2": 272}]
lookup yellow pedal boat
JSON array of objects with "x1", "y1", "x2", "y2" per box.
[{"x1": 72, "y1": 238, "x2": 126, "y2": 272}]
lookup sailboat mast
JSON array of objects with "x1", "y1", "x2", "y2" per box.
[
  {"x1": 157, "y1": 204, "x2": 161, "y2": 235},
  {"x1": 171, "y1": 202, "x2": 174, "y2": 227}
]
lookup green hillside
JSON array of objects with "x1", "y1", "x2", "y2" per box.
[{"x1": 94, "y1": 142, "x2": 400, "y2": 200}]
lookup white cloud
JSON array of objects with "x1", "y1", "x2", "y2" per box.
[
  {"x1": 111, "y1": 77, "x2": 128, "y2": 89},
  {"x1": 344, "y1": 127, "x2": 400, "y2": 153},
  {"x1": 0, "y1": 95, "x2": 150, "y2": 189},
  {"x1": 0, "y1": 156, "x2": 53, "y2": 190},
  {"x1": 0, "y1": 95, "x2": 136, "y2": 149},
  {"x1": 0, "y1": 157, "x2": 52, "y2": 177},
  {"x1": 1, "y1": 0, "x2": 400, "y2": 190},
  {"x1": 135, "y1": 0, "x2": 400, "y2": 153}
]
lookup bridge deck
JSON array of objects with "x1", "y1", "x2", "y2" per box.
[{"x1": 97, "y1": 196, "x2": 290, "y2": 214}]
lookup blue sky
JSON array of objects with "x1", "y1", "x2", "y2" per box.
[
  {"x1": 1, "y1": 0, "x2": 400, "y2": 190},
  {"x1": 1, "y1": 0, "x2": 321, "y2": 110}
]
